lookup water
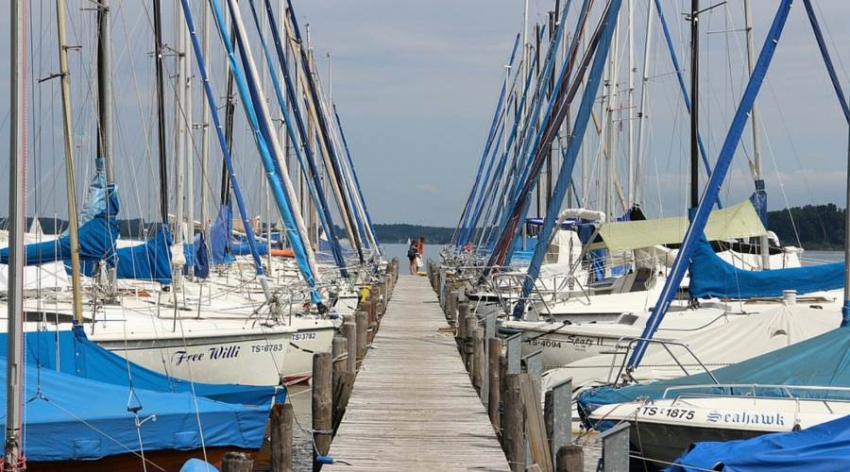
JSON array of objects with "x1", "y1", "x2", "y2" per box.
[
  {"x1": 800, "y1": 250, "x2": 843, "y2": 266},
  {"x1": 288, "y1": 384, "x2": 315, "y2": 471}
]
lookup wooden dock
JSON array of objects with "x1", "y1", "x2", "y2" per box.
[{"x1": 326, "y1": 274, "x2": 510, "y2": 471}]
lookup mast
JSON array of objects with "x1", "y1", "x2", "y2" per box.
[
  {"x1": 5, "y1": 0, "x2": 26, "y2": 468},
  {"x1": 634, "y1": 0, "x2": 654, "y2": 206},
  {"x1": 745, "y1": 0, "x2": 769, "y2": 269},
  {"x1": 174, "y1": 1, "x2": 187, "y2": 280},
  {"x1": 200, "y1": 0, "x2": 210, "y2": 254},
  {"x1": 184, "y1": 5, "x2": 195, "y2": 278},
  {"x1": 689, "y1": 0, "x2": 700, "y2": 209},
  {"x1": 625, "y1": 0, "x2": 628, "y2": 204},
  {"x1": 153, "y1": 0, "x2": 169, "y2": 225},
  {"x1": 57, "y1": 0, "x2": 83, "y2": 323},
  {"x1": 97, "y1": 0, "x2": 114, "y2": 183}
]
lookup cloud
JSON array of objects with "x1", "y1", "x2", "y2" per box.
[{"x1": 416, "y1": 184, "x2": 440, "y2": 195}]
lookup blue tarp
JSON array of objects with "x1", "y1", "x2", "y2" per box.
[
  {"x1": 115, "y1": 227, "x2": 174, "y2": 284},
  {"x1": 210, "y1": 204, "x2": 234, "y2": 265},
  {"x1": 689, "y1": 236, "x2": 844, "y2": 298},
  {"x1": 1, "y1": 326, "x2": 283, "y2": 406},
  {"x1": 3, "y1": 354, "x2": 269, "y2": 462},
  {"x1": 668, "y1": 414, "x2": 850, "y2": 472},
  {"x1": 578, "y1": 327, "x2": 850, "y2": 424}
]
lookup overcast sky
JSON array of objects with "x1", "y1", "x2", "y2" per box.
[{"x1": 1, "y1": 0, "x2": 849, "y2": 228}]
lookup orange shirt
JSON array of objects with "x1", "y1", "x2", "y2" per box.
[{"x1": 417, "y1": 241, "x2": 424, "y2": 255}]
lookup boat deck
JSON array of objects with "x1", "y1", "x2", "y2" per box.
[{"x1": 326, "y1": 275, "x2": 509, "y2": 471}]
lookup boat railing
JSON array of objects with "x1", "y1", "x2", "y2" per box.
[
  {"x1": 607, "y1": 337, "x2": 719, "y2": 386},
  {"x1": 661, "y1": 384, "x2": 850, "y2": 412},
  {"x1": 488, "y1": 272, "x2": 555, "y2": 318}
]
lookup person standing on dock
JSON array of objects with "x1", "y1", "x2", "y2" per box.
[
  {"x1": 416, "y1": 236, "x2": 425, "y2": 273},
  {"x1": 407, "y1": 240, "x2": 419, "y2": 275}
]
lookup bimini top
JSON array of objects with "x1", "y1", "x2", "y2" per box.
[
  {"x1": 577, "y1": 325, "x2": 850, "y2": 422},
  {"x1": 3, "y1": 354, "x2": 270, "y2": 462},
  {"x1": 588, "y1": 200, "x2": 765, "y2": 252}
]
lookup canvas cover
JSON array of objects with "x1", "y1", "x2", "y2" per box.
[
  {"x1": 589, "y1": 201, "x2": 766, "y2": 252},
  {"x1": 689, "y1": 236, "x2": 844, "y2": 298},
  {"x1": 3, "y1": 355, "x2": 269, "y2": 462},
  {"x1": 667, "y1": 414, "x2": 850, "y2": 472},
  {"x1": 578, "y1": 324, "x2": 850, "y2": 423}
]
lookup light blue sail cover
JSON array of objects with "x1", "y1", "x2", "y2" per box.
[
  {"x1": 3, "y1": 355, "x2": 269, "y2": 462},
  {"x1": 667, "y1": 413, "x2": 850, "y2": 472},
  {"x1": 689, "y1": 236, "x2": 844, "y2": 299},
  {"x1": 0, "y1": 326, "x2": 282, "y2": 406},
  {"x1": 0, "y1": 179, "x2": 119, "y2": 266},
  {"x1": 578, "y1": 326, "x2": 850, "y2": 425}
]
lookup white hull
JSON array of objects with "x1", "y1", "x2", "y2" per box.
[
  {"x1": 589, "y1": 395, "x2": 850, "y2": 467},
  {"x1": 281, "y1": 318, "x2": 337, "y2": 383},
  {"x1": 94, "y1": 323, "x2": 294, "y2": 386}
]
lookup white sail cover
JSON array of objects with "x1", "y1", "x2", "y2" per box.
[{"x1": 542, "y1": 303, "x2": 840, "y2": 392}]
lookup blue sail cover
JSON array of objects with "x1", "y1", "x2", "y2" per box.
[
  {"x1": 668, "y1": 414, "x2": 850, "y2": 472},
  {"x1": 231, "y1": 240, "x2": 268, "y2": 256},
  {"x1": 0, "y1": 326, "x2": 282, "y2": 406},
  {"x1": 115, "y1": 227, "x2": 174, "y2": 284},
  {"x1": 0, "y1": 180, "x2": 119, "y2": 266},
  {"x1": 5, "y1": 355, "x2": 269, "y2": 462},
  {"x1": 578, "y1": 326, "x2": 850, "y2": 423},
  {"x1": 210, "y1": 204, "x2": 235, "y2": 265},
  {"x1": 689, "y1": 236, "x2": 844, "y2": 298}
]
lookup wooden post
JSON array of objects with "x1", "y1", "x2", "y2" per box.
[
  {"x1": 355, "y1": 310, "x2": 368, "y2": 368},
  {"x1": 446, "y1": 288, "x2": 458, "y2": 320},
  {"x1": 332, "y1": 336, "x2": 347, "y2": 392},
  {"x1": 457, "y1": 302, "x2": 469, "y2": 341},
  {"x1": 221, "y1": 451, "x2": 253, "y2": 472},
  {"x1": 488, "y1": 337, "x2": 502, "y2": 432},
  {"x1": 600, "y1": 422, "x2": 630, "y2": 472},
  {"x1": 519, "y1": 373, "x2": 553, "y2": 472},
  {"x1": 555, "y1": 446, "x2": 584, "y2": 472},
  {"x1": 343, "y1": 320, "x2": 357, "y2": 375},
  {"x1": 312, "y1": 353, "x2": 332, "y2": 472},
  {"x1": 545, "y1": 377, "x2": 572, "y2": 467},
  {"x1": 361, "y1": 300, "x2": 374, "y2": 344},
  {"x1": 270, "y1": 403, "x2": 293, "y2": 472},
  {"x1": 473, "y1": 326, "x2": 485, "y2": 396},
  {"x1": 503, "y1": 374, "x2": 525, "y2": 472},
  {"x1": 464, "y1": 315, "x2": 477, "y2": 375}
]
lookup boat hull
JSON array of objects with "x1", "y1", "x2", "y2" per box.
[
  {"x1": 95, "y1": 327, "x2": 294, "y2": 386},
  {"x1": 25, "y1": 446, "x2": 254, "y2": 472},
  {"x1": 282, "y1": 320, "x2": 336, "y2": 384}
]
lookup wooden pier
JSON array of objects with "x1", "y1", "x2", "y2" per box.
[{"x1": 326, "y1": 274, "x2": 510, "y2": 471}]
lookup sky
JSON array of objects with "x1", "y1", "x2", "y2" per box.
[{"x1": 0, "y1": 0, "x2": 848, "y2": 229}]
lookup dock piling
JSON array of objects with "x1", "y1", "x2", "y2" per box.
[
  {"x1": 270, "y1": 403, "x2": 293, "y2": 472},
  {"x1": 504, "y1": 374, "x2": 525, "y2": 472},
  {"x1": 312, "y1": 353, "x2": 332, "y2": 472},
  {"x1": 221, "y1": 451, "x2": 253, "y2": 472},
  {"x1": 488, "y1": 337, "x2": 502, "y2": 432}
]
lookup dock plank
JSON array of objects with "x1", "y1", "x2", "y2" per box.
[{"x1": 326, "y1": 275, "x2": 510, "y2": 471}]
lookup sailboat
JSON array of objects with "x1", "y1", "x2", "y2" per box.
[
  {"x1": 576, "y1": 0, "x2": 850, "y2": 466},
  {"x1": 2, "y1": 3, "x2": 273, "y2": 470}
]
